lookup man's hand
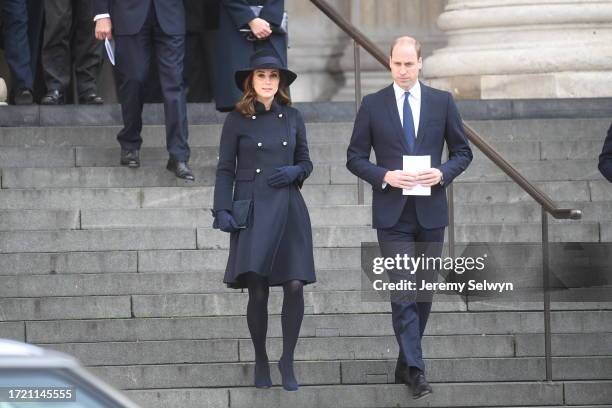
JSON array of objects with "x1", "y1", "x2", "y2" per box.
[
  {"x1": 383, "y1": 170, "x2": 419, "y2": 189},
  {"x1": 248, "y1": 17, "x2": 272, "y2": 39},
  {"x1": 95, "y1": 17, "x2": 112, "y2": 40},
  {"x1": 416, "y1": 168, "x2": 443, "y2": 187}
]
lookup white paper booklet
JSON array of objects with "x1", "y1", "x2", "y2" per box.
[
  {"x1": 105, "y1": 38, "x2": 115, "y2": 66},
  {"x1": 402, "y1": 155, "x2": 431, "y2": 196}
]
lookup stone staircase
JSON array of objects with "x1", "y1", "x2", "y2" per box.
[{"x1": 0, "y1": 101, "x2": 611, "y2": 408}]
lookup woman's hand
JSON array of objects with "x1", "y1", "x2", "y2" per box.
[
  {"x1": 267, "y1": 166, "x2": 304, "y2": 188},
  {"x1": 248, "y1": 17, "x2": 272, "y2": 39},
  {"x1": 215, "y1": 210, "x2": 240, "y2": 233}
]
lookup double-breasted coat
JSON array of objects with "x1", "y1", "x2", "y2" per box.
[
  {"x1": 213, "y1": 101, "x2": 316, "y2": 288},
  {"x1": 214, "y1": 0, "x2": 288, "y2": 111}
]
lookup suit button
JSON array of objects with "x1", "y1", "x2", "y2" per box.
[
  {"x1": 256, "y1": 169, "x2": 261, "y2": 173},
  {"x1": 251, "y1": 115, "x2": 256, "y2": 120},
  {"x1": 278, "y1": 113, "x2": 283, "y2": 118},
  {"x1": 257, "y1": 142, "x2": 263, "y2": 148},
  {"x1": 282, "y1": 141, "x2": 288, "y2": 146}
]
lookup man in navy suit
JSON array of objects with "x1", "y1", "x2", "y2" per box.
[
  {"x1": 346, "y1": 36, "x2": 472, "y2": 399},
  {"x1": 93, "y1": 0, "x2": 194, "y2": 180},
  {"x1": 599, "y1": 123, "x2": 612, "y2": 182}
]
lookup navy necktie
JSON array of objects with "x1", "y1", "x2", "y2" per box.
[{"x1": 403, "y1": 91, "x2": 416, "y2": 153}]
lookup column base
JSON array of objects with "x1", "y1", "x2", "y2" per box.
[{"x1": 428, "y1": 71, "x2": 612, "y2": 100}]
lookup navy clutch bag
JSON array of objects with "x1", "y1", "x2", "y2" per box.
[{"x1": 213, "y1": 200, "x2": 252, "y2": 230}]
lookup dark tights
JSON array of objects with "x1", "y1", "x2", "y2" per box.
[{"x1": 245, "y1": 272, "x2": 305, "y2": 363}]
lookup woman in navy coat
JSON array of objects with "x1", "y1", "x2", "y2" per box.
[
  {"x1": 212, "y1": 49, "x2": 315, "y2": 391},
  {"x1": 214, "y1": 0, "x2": 287, "y2": 111}
]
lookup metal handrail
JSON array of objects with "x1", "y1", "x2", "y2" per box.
[{"x1": 310, "y1": 0, "x2": 583, "y2": 383}]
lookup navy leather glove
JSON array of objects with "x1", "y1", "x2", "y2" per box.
[
  {"x1": 214, "y1": 210, "x2": 240, "y2": 233},
  {"x1": 267, "y1": 165, "x2": 304, "y2": 188}
]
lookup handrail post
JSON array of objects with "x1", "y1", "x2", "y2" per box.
[
  {"x1": 354, "y1": 40, "x2": 364, "y2": 205},
  {"x1": 542, "y1": 207, "x2": 552, "y2": 381}
]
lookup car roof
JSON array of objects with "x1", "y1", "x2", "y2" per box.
[{"x1": 0, "y1": 339, "x2": 79, "y2": 368}]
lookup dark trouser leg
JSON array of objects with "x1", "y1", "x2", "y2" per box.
[
  {"x1": 279, "y1": 279, "x2": 304, "y2": 390},
  {"x1": 114, "y1": 28, "x2": 152, "y2": 151},
  {"x1": 377, "y1": 199, "x2": 445, "y2": 375},
  {"x1": 2, "y1": 0, "x2": 33, "y2": 90},
  {"x1": 151, "y1": 12, "x2": 190, "y2": 162},
  {"x1": 72, "y1": 0, "x2": 103, "y2": 97},
  {"x1": 41, "y1": 0, "x2": 72, "y2": 93},
  {"x1": 244, "y1": 272, "x2": 272, "y2": 388}
]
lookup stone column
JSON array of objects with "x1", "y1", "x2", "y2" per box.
[
  {"x1": 286, "y1": 0, "x2": 352, "y2": 101},
  {"x1": 424, "y1": 0, "x2": 612, "y2": 99}
]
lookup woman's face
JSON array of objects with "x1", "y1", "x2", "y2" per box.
[{"x1": 252, "y1": 69, "x2": 280, "y2": 100}]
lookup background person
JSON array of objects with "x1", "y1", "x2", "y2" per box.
[
  {"x1": 599, "y1": 123, "x2": 612, "y2": 182},
  {"x1": 214, "y1": 0, "x2": 287, "y2": 111},
  {"x1": 93, "y1": 0, "x2": 194, "y2": 180}
]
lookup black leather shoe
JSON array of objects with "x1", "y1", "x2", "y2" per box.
[
  {"x1": 14, "y1": 88, "x2": 33, "y2": 105},
  {"x1": 79, "y1": 93, "x2": 104, "y2": 105},
  {"x1": 167, "y1": 159, "x2": 195, "y2": 181},
  {"x1": 410, "y1": 370, "x2": 433, "y2": 399},
  {"x1": 41, "y1": 89, "x2": 64, "y2": 105},
  {"x1": 120, "y1": 149, "x2": 140, "y2": 168}
]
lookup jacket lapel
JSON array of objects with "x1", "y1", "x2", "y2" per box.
[
  {"x1": 383, "y1": 84, "x2": 410, "y2": 153},
  {"x1": 414, "y1": 81, "x2": 429, "y2": 153}
]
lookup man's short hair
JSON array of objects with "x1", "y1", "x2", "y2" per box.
[{"x1": 390, "y1": 37, "x2": 422, "y2": 59}]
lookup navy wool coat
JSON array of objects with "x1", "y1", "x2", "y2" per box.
[
  {"x1": 214, "y1": 0, "x2": 287, "y2": 111},
  {"x1": 213, "y1": 101, "x2": 316, "y2": 288}
]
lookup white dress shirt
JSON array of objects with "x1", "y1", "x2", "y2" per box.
[
  {"x1": 94, "y1": 14, "x2": 110, "y2": 21},
  {"x1": 382, "y1": 81, "x2": 422, "y2": 189},
  {"x1": 393, "y1": 80, "x2": 421, "y2": 136}
]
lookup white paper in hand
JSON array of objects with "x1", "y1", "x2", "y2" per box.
[
  {"x1": 403, "y1": 155, "x2": 431, "y2": 196},
  {"x1": 105, "y1": 38, "x2": 115, "y2": 66}
]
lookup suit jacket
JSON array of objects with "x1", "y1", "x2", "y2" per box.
[
  {"x1": 94, "y1": 0, "x2": 185, "y2": 36},
  {"x1": 346, "y1": 82, "x2": 473, "y2": 230},
  {"x1": 599, "y1": 123, "x2": 612, "y2": 182}
]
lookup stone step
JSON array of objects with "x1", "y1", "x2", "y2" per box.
[
  {"x1": 0, "y1": 165, "x2": 356, "y2": 188},
  {"x1": 42, "y1": 335, "x2": 516, "y2": 366},
  {"x1": 1, "y1": 139, "x2": 607, "y2": 171},
  {"x1": 0, "y1": 269, "x2": 366, "y2": 297},
  {"x1": 24, "y1": 310, "x2": 612, "y2": 344},
  {"x1": 0, "y1": 209, "x2": 80, "y2": 231},
  {"x1": 0, "y1": 123, "x2": 351, "y2": 147},
  {"x1": 87, "y1": 357, "x2": 612, "y2": 390},
  {"x1": 0, "y1": 181, "x2": 599, "y2": 211},
  {"x1": 3, "y1": 241, "x2": 601, "y2": 276},
  {"x1": 2, "y1": 159, "x2": 607, "y2": 189},
  {"x1": 0, "y1": 185, "x2": 357, "y2": 210},
  {"x1": 0, "y1": 228, "x2": 197, "y2": 253},
  {"x1": 124, "y1": 382, "x2": 568, "y2": 408},
  {"x1": 20, "y1": 202, "x2": 598, "y2": 231},
  {"x1": 0, "y1": 295, "x2": 131, "y2": 321}
]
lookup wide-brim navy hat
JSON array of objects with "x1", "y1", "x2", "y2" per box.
[{"x1": 234, "y1": 49, "x2": 297, "y2": 91}]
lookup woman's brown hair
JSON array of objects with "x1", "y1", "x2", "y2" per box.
[{"x1": 235, "y1": 71, "x2": 291, "y2": 116}]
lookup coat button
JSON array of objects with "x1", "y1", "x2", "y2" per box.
[
  {"x1": 256, "y1": 169, "x2": 261, "y2": 173},
  {"x1": 251, "y1": 115, "x2": 256, "y2": 120},
  {"x1": 257, "y1": 142, "x2": 262, "y2": 147},
  {"x1": 278, "y1": 113, "x2": 283, "y2": 118},
  {"x1": 282, "y1": 141, "x2": 288, "y2": 146}
]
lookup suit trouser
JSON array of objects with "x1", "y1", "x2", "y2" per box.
[
  {"x1": 1, "y1": 0, "x2": 41, "y2": 90},
  {"x1": 41, "y1": 0, "x2": 102, "y2": 96},
  {"x1": 376, "y1": 198, "x2": 445, "y2": 372},
  {"x1": 114, "y1": 4, "x2": 190, "y2": 161}
]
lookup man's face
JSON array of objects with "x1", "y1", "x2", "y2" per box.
[{"x1": 389, "y1": 44, "x2": 422, "y2": 90}]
